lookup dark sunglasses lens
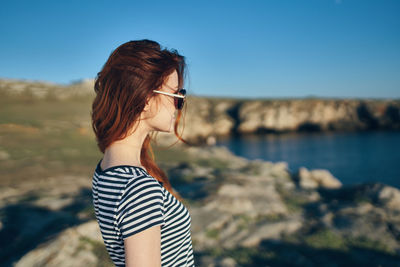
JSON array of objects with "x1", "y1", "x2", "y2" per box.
[
  {"x1": 176, "y1": 89, "x2": 186, "y2": 109},
  {"x1": 175, "y1": 98, "x2": 184, "y2": 109},
  {"x1": 179, "y1": 89, "x2": 186, "y2": 96}
]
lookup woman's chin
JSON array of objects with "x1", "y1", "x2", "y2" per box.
[{"x1": 157, "y1": 124, "x2": 174, "y2": 133}]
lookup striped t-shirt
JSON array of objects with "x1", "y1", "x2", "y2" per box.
[{"x1": 91, "y1": 159, "x2": 195, "y2": 266}]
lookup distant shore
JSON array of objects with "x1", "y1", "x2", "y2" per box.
[{"x1": 1, "y1": 78, "x2": 399, "y2": 146}]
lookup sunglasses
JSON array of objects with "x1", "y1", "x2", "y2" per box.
[{"x1": 153, "y1": 88, "x2": 186, "y2": 110}]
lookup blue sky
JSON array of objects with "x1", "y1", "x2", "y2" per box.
[{"x1": 0, "y1": 0, "x2": 399, "y2": 99}]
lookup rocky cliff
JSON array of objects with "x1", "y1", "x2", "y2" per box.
[
  {"x1": 178, "y1": 97, "x2": 400, "y2": 145},
  {"x1": 1, "y1": 78, "x2": 399, "y2": 146}
]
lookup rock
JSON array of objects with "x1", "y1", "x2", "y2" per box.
[
  {"x1": 188, "y1": 155, "x2": 295, "y2": 251},
  {"x1": 377, "y1": 185, "x2": 400, "y2": 211},
  {"x1": 184, "y1": 145, "x2": 249, "y2": 170},
  {"x1": 206, "y1": 135, "x2": 217, "y2": 145},
  {"x1": 236, "y1": 99, "x2": 400, "y2": 135},
  {"x1": 219, "y1": 257, "x2": 238, "y2": 267},
  {"x1": 213, "y1": 101, "x2": 235, "y2": 136},
  {"x1": 297, "y1": 167, "x2": 319, "y2": 189},
  {"x1": 15, "y1": 221, "x2": 103, "y2": 267},
  {"x1": 209, "y1": 180, "x2": 288, "y2": 217},
  {"x1": 240, "y1": 218, "x2": 303, "y2": 247},
  {"x1": 331, "y1": 203, "x2": 399, "y2": 251},
  {"x1": 297, "y1": 167, "x2": 342, "y2": 189},
  {"x1": 310, "y1": 169, "x2": 342, "y2": 189}
]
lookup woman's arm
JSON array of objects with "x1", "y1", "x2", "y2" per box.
[{"x1": 124, "y1": 225, "x2": 162, "y2": 267}]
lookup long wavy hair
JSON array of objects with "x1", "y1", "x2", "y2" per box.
[{"x1": 91, "y1": 39, "x2": 188, "y2": 201}]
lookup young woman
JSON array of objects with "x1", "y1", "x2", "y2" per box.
[{"x1": 91, "y1": 39, "x2": 195, "y2": 266}]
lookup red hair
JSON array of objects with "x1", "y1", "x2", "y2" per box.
[{"x1": 91, "y1": 39, "x2": 188, "y2": 201}]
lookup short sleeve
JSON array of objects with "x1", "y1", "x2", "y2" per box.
[{"x1": 117, "y1": 178, "x2": 165, "y2": 240}]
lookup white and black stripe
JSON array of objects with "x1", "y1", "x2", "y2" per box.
[{"x1": 92, "y1": 159, "x2": 195, "y2": 267}]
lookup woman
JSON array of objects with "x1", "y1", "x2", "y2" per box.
[{"x1": 91, "y1": 39, "x2": 195, "y2": 266}]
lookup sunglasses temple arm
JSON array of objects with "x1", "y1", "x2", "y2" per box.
[{"x1": 153, "y1": 90, "x2": 185, "y2": 98}]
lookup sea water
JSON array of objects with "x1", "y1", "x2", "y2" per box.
[{"x1": 216, "y1": 130, "x2": 400, "y2": 189}]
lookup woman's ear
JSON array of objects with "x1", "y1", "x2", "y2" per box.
[
  {"x1": 143, "y1": 97, "x2": 151, "y2": 112},
  {"x1": 140, "y1": 97, "x2": 152, "y2": 122}
]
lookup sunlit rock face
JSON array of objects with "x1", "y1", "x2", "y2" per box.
[
  {"x1": 171, "y1": 96, "x2": 400, "y2": 145},
  {"x1": 296, "y1": 167, "x2": 342, "y2": 189}
]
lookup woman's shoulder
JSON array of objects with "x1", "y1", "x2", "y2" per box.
[
  {"x1": 94, "y1": 160, "x2": 165, "y2": 197},
  {"x1": 118, "y1": 172, "x2": 165, "y2": 215},
  {"x1": 120, "y1": 170, "x2": 164, "y2": 197}
]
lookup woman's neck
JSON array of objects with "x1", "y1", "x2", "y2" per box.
[{"x1": 101, "y1": 122, "x2": 150, "y2": 170}]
